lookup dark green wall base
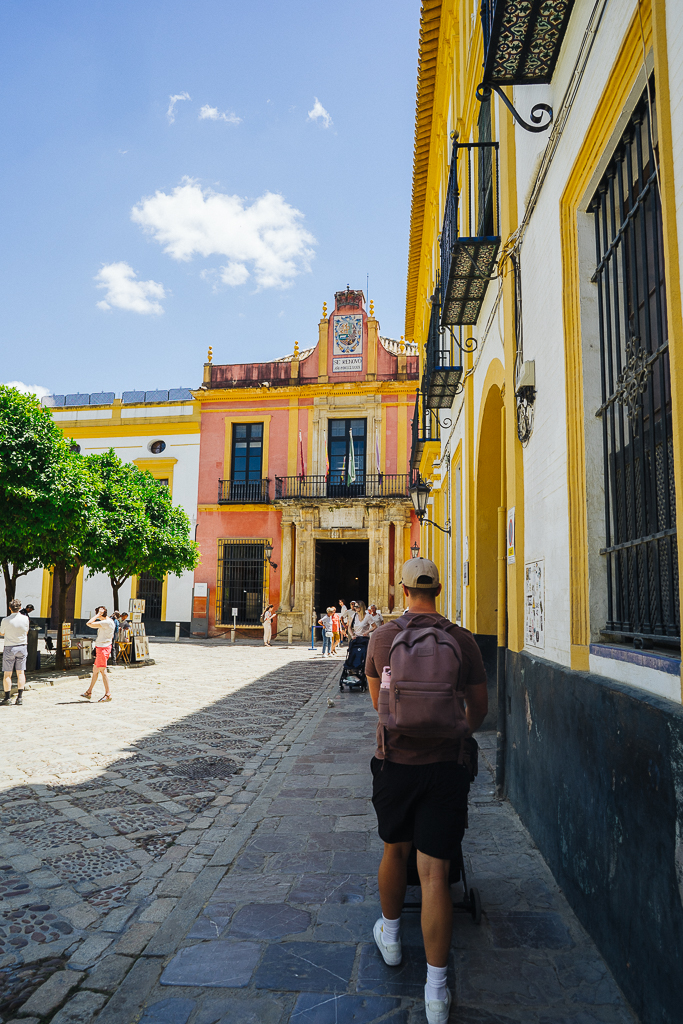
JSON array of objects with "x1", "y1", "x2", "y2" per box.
[
  {"x1": 474, "y1": 633, "x2": 497, "y2": 731},
  {"x1": 505, "y1": 649, "x2": 683, "y2": 1024}
]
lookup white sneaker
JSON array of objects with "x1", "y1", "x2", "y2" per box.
[
  {"x1": 424, "y1": 985, "x2": 451, "y2": 1024},
  {"x1": 373, "y1": 918, "x2": 402, "y2": 966}
]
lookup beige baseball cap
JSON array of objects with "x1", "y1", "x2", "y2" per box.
[{"x1": 400, "y1": 557, "x2": 440, "y2": 588}]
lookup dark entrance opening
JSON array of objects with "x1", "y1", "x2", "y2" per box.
[{"x1": 314, "y1": 540, "x2": 369, "y2": 616}]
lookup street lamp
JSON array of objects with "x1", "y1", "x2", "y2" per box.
[
  {"x1": 409, "y1": 478, "x2": 431, "y2": 521},
  {"x1": 411, "y1": 541, "x2": 420, "y2": 560},
  {"x1": 264, "y1": 541, "x2": 278, "y2": 571},
  {"x1": 409, "y1": 476, "x2": 451, "y2": 535}
]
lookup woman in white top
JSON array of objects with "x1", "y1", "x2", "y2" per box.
[
  {"x1": 82, "y1": 606, "x2": 115, "y2": 702},
  {"x1": 262, "y1": 604, "x2": 274, "y2": 646},
  {"x1": 353, "y1": 601, "x2": 373, "y2": 637}
]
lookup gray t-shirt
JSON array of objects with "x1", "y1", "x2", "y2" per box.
[{"x1": 0, "y1": 613, "x2": 30, "y2": 646}]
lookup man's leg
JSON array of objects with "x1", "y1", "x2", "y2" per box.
[
  {"x1": 377, "y1": 841, "x2": 412, "y2": 919},
  {"x1": 14, "y1": 669, "x2": 26, "y2": 704},
  {"x1": 416, "y1": 850, "x2": 452, "y2": 967},
  {"x1": 2, "y1": 670, "x2": 12, "y2": 703}
]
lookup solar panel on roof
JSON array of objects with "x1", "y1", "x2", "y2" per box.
[
  {"x1": 43, "y1": 395, "x2": 64, "y2": 407},
  {"x1": 65, "y1": 394, "x2": 90, "y2": 407},
  {"x1": 168, "y1": 388, "x2": 193, "y2": 402},
  {"x1": 89, "y1": 392, "x2": 115, "y2": 405},
  {"x1": 122, "y1": 391, "x2": 145, "y2": 403},
  {"x1": 145, "y1": 390, "x2": 169, "y2": 403}
]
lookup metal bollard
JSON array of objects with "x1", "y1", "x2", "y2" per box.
[
  {"x1": 287, "y1": 624, "x2": 293, "y2": 646},
  {"x1": 310, "y1": 625, "x2": 316, "y2": 650},
  {"x1": 174, "y1": 622, "x2": 180, "y2": 641},
  {"x1": 231, "y1": 628, "x2": 236, "y2": 644}
]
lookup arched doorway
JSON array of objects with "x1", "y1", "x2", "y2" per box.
[{"x1": 475, "y1": 383, "x2": 504, "y2": 637}]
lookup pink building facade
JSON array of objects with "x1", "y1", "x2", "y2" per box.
[{"x1": 193, "y1": 289, "x2": 420, "y2": 638}]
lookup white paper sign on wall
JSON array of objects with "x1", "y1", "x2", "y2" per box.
[{"x1": 525, "y1": 559, "x2": 545, "y2": 649}]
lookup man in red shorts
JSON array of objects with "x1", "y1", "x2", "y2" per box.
[
  {"x1": 82, "y1": 606, "x2": 115, "y2": 702},
  {"x1": 365, "y1": 558, "x2": 488, "y2": 1024}
]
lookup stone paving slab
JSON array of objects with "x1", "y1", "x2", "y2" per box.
[
  {"x1": 113, "y1": 683, "x2": 638, "y2": 1024},
  {"x1": 0, "y1": 643, "x2": 337, "y2": 1021}
]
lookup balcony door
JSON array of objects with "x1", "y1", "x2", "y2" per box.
[
  {"x1": 327, "y1": 418, "x2": 366, "y2": 497},
  {"x1": 230, "y1": 423, "x2": 263, "y2": 503}
]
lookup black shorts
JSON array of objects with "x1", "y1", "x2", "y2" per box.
[{"x1": 371, "y1": 757, "x2": 470, "y2": 860}]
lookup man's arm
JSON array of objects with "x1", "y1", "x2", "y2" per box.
[
  {"x1": 367, "y1": 674, "x2": 380, "y2": 710},
  {"x1": 464, "y1": 683, "x2": 488, "y2": 735}
]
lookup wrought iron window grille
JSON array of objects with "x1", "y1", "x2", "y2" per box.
[
  {"x1": 589, "y1": 82, "x2": 679, "y2": 646},
  {"x1": 440, "y1": 134, "x2": 501, "y2": 327},
  {"x1": 216, "y1": 539, "x2": 268, "y2": 626}
]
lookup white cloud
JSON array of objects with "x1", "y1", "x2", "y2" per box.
[
  {"x1": 3, "y1": 381, "x2": 51, "y2": 400},
  {"x1": 199, "y1": 104, "x2": 241, "y2": 125},
  {"x1": 95, "y1": 262, "x2": 166, "y2": 315},
  {"x1": 131, "y1": 179, "x2": 316, "y2": 289},
  {"x1": 307, "y1": 97, "x2": 332, "y2": 129},
  {"x1": 167, "y1": 92, "x2": 190, "y2": 124}
]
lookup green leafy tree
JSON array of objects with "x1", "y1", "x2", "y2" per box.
[
  {"x1": 86, "y1": 451, "x2": 199, "y2": 611},
  {"x1": 0, "y1": 386, "x2": 71, "y2": 612},
  {"x1": 31, "y1": 453, "x2": 105, "y2": 669}
]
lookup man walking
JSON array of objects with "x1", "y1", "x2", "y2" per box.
[
  {"x1": 365, "y1": 558, "x2": 488, "y2": 1023},
  {"x1": 1, "y1": 598, "x2": 30, "y2": 706}
]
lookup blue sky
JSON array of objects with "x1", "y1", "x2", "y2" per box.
[{"x1": 0, "y1": 1, "x2": 419, "y2": 397}]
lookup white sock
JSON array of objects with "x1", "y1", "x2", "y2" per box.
[
  {"x1": 381, "y1": 914, "x2": 401, "y2": 943},
  {"x1": 425, "y1": 963, "x2": 448, "y2": 1002}
]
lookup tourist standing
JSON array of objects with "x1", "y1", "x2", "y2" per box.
[
  {"x1": 330, "y1": 607, "x2": 341, "y2": 655},
  {"x1": 353, "y1": 601, "x2": 372, "y2": 637},
  {"x1": 82, "y1": 606, "x2": 115, "y2": 702},
  {"x1": 318, "y1": 607, "x2": 334, "y2": 657},
  {"x1": 367, "y1": 604, "x2": 384, "y2": 631},
  {"x1": 261, "y1": 604, "x2": 274, "y2": 646},
  {"x1": 339, "y1": 598, "x2": 349, "y2": 645},
  {"x1": 1, "y1": 598, "x2": 30, "y2": 706}
]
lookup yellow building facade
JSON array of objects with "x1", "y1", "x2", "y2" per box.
[{"x1": 405, "y1": 2, "x2": 683, "y2": 1016}]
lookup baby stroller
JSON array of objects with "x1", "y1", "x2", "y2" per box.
[{"x1": 339, "y1": 635, "x2": 369, "y2": 691}]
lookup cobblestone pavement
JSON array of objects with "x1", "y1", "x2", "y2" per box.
[
  {"x1": 0, "y1": 647, "x2": 638, "y2": 1023},
  {"x1": 0, "y1": 643, "x2": 336, "y2": 1022}
]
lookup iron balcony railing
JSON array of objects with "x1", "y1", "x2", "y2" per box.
[
  {"x1": 411, "y1": 390, "x2": 441, "y2": 471},
  {"x1": 423, "y1": 289, "x2": 464, "y2": 409},
  {"x1": 480, "y1": 0, "x2": 576, "y2": 87},
  {"x1": 218, "y1": 478, "x2": 270, "y2": 504},
  {"x1": 441, "y1": 138, "x2": 500, "y2": 327},
  {"x1": 274, "y1": 474, "x2": 411, "y2": 500}
]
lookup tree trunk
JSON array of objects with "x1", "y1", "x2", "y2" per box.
[
  {"x1": 2, "y1": 562, "x2": 16, "y2": 614},
  {"x1": 55, "y1": 562, "x2": 79, "y2": 670},
  {"x1": 110, "y1": 576, "x2": 128, "y2": 614}
]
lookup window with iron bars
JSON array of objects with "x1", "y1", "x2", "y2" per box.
[
  {"x1": 216, "y1": 539, "x2": 268, "y2": 626},
  {"x1": 589, "y1": 81, "x2": 679, "y2": 646}
]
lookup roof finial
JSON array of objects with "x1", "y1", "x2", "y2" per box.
[
  {"x1": 322, "y1": 301, "x2": 328, "y2": 318},
  {"x1": 293, "y1": 340, "x2": 299, "y2": 358},
  {"x1": 400, "y1": 336, "x2": 405, "y2": 353},
  {"x1": 369, "y1": 300, "x2": 375, "y2": 318},
  {"x1": 207, "y1": 346, "x2": 213, "y2": 363}
]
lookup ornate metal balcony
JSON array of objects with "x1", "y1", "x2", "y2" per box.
[
  {"x1": 481, "y1": 0, "x2": 576, "y2": 86},
  {"x1": 424, "y1": 292, "x2": 463, "y2": 409},
  {"x1": 218, "y1": 478, "x2": 270, "y2": 503},
  {"x1": 411, "y1": 391, "x2": 441, "y2": 471},
  {"x1": 274, "y1": 475, "x2": 411, "y2": 501},
  {"x1": 441, "y1": 139, "x2": 500, "y2": 327}
]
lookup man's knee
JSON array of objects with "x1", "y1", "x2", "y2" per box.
[
  {"x1": 383, "y1": 841, "x2": 412, "y2": 863},
  {"x1": 416, "y1": 850, "x2": 450, "y2": 887}
]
